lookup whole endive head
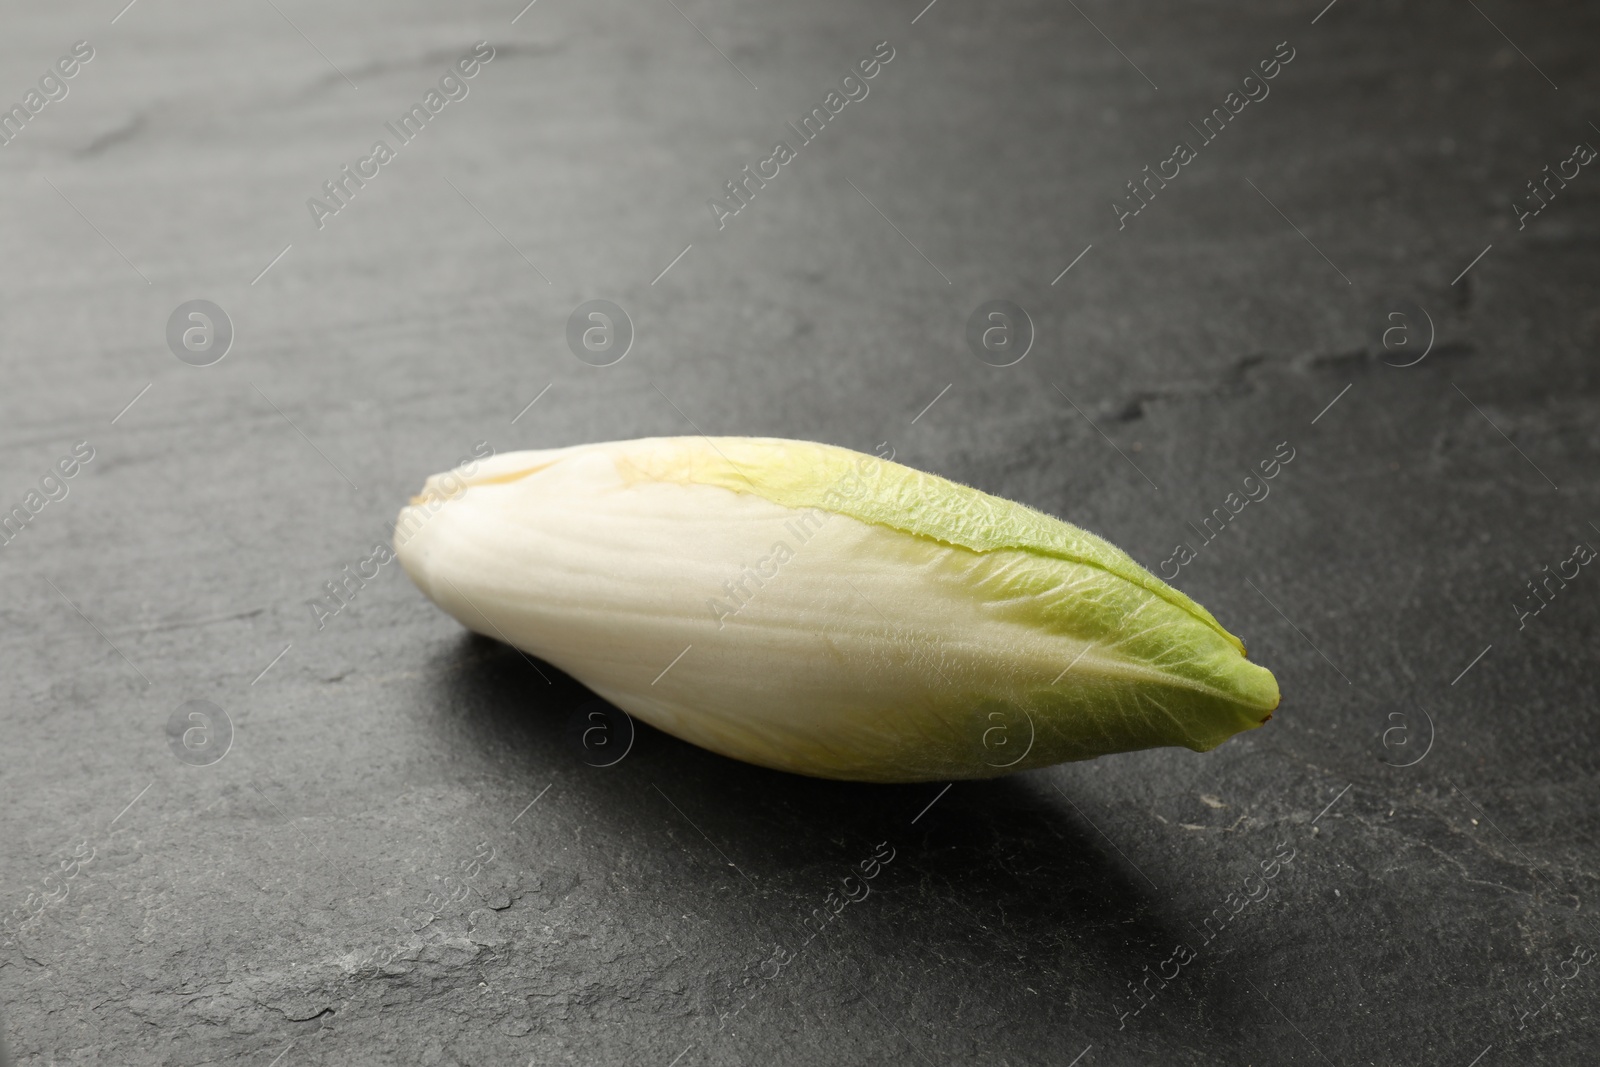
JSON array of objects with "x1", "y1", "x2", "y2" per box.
[{"x1": 395, "y1": 436, "x2": 1279, "y2": 782}]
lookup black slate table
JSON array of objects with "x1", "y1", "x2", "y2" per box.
[{"x1": 3, "y1": 1, "x2": 1597, "y2": 1064}]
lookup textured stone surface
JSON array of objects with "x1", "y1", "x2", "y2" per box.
[{"x1": 2, "y1": 0, "x2": 1597, "y2": 1064}]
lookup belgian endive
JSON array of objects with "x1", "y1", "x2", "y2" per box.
[{"x1": 395, "y1": 436, "x2": 1279, "y2": 782}]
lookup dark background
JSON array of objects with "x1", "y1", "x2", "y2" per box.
[{"x1": 2, "y1": 0, "x2": 1597, "y2": 1064}]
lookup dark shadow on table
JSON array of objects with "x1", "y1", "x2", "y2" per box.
[{"x1": 424, "y1": 632, "x2": 1262, "y2": 1058}]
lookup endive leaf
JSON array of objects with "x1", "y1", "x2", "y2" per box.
[
  {"x1": 396, "y1": 436, "x2": 1279, "y2": 782},
  {"x1": 612, "y1": 436, "x2": 1243, "y2": 651}
]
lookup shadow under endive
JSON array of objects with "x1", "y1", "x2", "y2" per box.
[{"x1": 422, "y1": 633, "x2": 1264, "y2": 1056}]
